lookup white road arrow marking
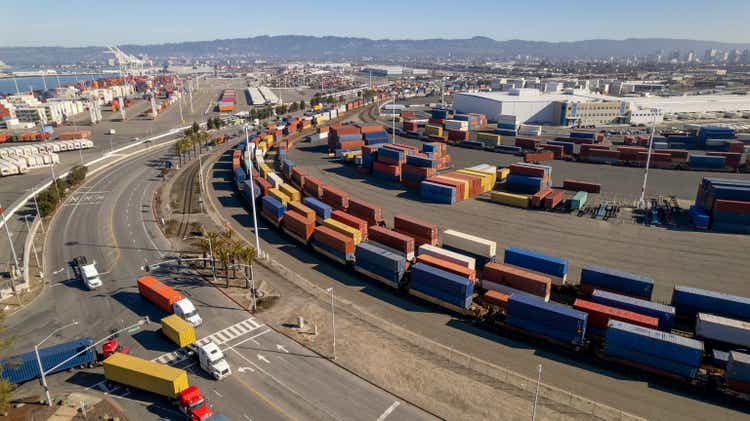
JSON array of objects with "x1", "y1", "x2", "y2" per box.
[
  {"x1": 276, "y1": 344, "x2": 289, "y2": 353},
  {"x1": 53, "y1": 267, "x2": 65, "y2": 275},
  {"x1": 237, "y1": 366, "x2": 255, "y2": 373},
  {"x1": 213, "y1": 390, "x2": 223, "y2": 398},
  {"x1": 257, "y1": 354, "x2": 270, "y2": 364}
]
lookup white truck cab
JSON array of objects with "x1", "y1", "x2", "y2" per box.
[
  {"x1": 197, "y1": 342, "x2": 231, "y2": 380},
  {"x1": 73, "y1": 256, "x2": 102, "y2": 290},
  {"x1": 173, "y1": 298, "x2": 202, "y2": 327}
]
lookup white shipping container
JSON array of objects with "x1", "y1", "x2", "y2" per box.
[
  {"x1": 418, "y1": 244, "x2": 476, "y2": 270},
  {"x1": 266, "y1": 172, "x2": 283, "y2": 188},
  {"x1": 0, "y1": 163, "x2": 17, "y2": 176},
  {"x1": 370, "y1": 241, "x2": 414, "y2": 262},
  {"x1": 468, "y1": 164, "x2": 497, "y2": 174},
  {"x1": 444, "y1": 120, "x2": 469, "y2": 131},
  {"x1": 696, "y1": 313, "x2": 750, "y2": 348},
  {"x1": 441, "y1": 229, "x2": 496, "y2": 258},
  {"x1": 518, "y1": 124, "x2": 542, "y2": 136}
]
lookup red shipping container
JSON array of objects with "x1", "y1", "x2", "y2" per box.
[
  {"x1": 368, "y1": 225, "x2": 415, "y2": 256},
  {"x1": 483, "y1": 290, "x2": 509, "y2": 309},
  {"x1": 376, "y1": 154, "x2": 402, "y2": 166},
  {"x1": 573, "y1": 299, "x2": 659, "y2": 331},
  {"x1": 332, "y1": 210, "x2": 368, "y2": 241},
  {"x1": 403, "y1": 121, "x2": 419, "y2": 131},
  {"x1": 427, "y1": 176, "x2": 465, "y2": 202},
  {"x1": 253, "y1": 176, "x2": 272, "y2": 196},
  {"x1": 563, "y1": 179, "x2": 601, "y2": 193},
  {"x1": 313, "y1": 225, "x2": 354, "y2": 254},
  {"x1": 348, "y1": 198, "x2": 383, "y2": 226},
  {"x1": 337, "y1": 140, "x2": 365, "y2": 150},
  {"x1": 402, "y1": 164, "x2": 436, "y2": 179},
  {"x1": 373, "y1": 161, "x2": 401, "y2": 176},
  {"x1": 727, "y1": 141, "x2": 745, "y2": 153},
  {"x1": 509, "y1": 163, "x2": 546, "y2": 178},
  {"x1": 393, "y1": 214, "x2": 438, "y2": 246},
  {"x1": 515, "y1": 137, "x2": 541, "y2": 149},
  {"x1": 283, "y1": 210, "x2": 314, "y2": 241},
  {"x1": 541, "y1": 144, "x2": 565, "y2": 158},
  {"x1": 636, "y1": 152, "x2": 671, "y2": 162},
  {"x1": 137, "y1": 275, "x2": 183, "y2": 314},
  {"x1": 448, "y1": 130, "x2": 469, "y2": 141},
  {"x1": 303, "y1": 176, "x2": 325, "y2": 198},
  {"x1": 356, "y1": 123, "x2": 385, "y2": 134},
  {"x1": 322, "y1": 186, "x2": 349, "y2": 210},
  {"x1": 531, "y1": 189, "x2": 552, "y2": 208},
  {"x1": 442, "y1": 172, "x2": 482, "y2": 197},
  {"x1": 428, "y1": 118, "x2": 445, "y2": 125},
  {"x1": 585, "y1": 149, "x2": 621, "y2": 159},
  {"x1": 482, "y1": 263, "x2": 551, "y2": 301},
  {"x1": 524, "y1": 151, "x2": 554, "y2": 163},
  {"x1": 580, "y1": 144, "x2": 611, "y2": 152},
  {"x1": 661, "y1": 149, "x2": 689, "y2": 160},
  {"x1": 291, "y1": 167, "x2": 305, "y2": 187},
  {"x1": 416, "y1": 254, "x2": 476, "y2": 282},
  {"x1": 714, "y1": 199, "x2": 750, "y2": 214},
  {"x1": 543, "y1": 189, "x2": 564, "y2": 209}
]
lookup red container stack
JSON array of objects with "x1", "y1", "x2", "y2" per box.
[
  {"x1": 368, "y1": 225, "x2": 415, "y2": 257},
  {"x1": 563, "y1": 179, "x2": 601, "y2": 193},
  {"x1": 303, "y1": 176, "x2": 325, "y2": 199},
  {"x1": 531, "y1": 189, "x2": 552, "y2": 208},
  {"x1": 290, "y1": 167, "x2": 305, "y2": 190},
  {"x1": 331, "y1": 210, "x2": 368, "y2": 241},
  {"x1": 416, "y1": 254, "x2": 476, "y2": 282},
  {"x1": 322, "y1": 186, "x2": 349, "y2": 210},
  {"x1": 253, "y1": 176, "x2": 272, "y2": 196},
  {"x1": 524, "y1": 151, "x2": 555, "y2": 163},
  {"x1": 283, "y1": 210, "x2": 315, "y2": 241},
  {"x1": 312, "y1": 226, "x2": 355, "y2": 255},
  {"x1": 573, "y1": 299, "x2": 659, "y2": 332},
  {"x1": 543, "y1": 189, "x2": 565, "y2": 209},
  {"x1": 393, "y1": 214, "x2": 438, "y2": 246},
  {"x1": 509, "y1": 163, "x2": 547, "y2": 178},
  {"x1": 515, "y1": 137, "x2": 541, "y2": 150},
  {"x1": 482, "y1": 263, "x2": 552, "y2": 301},
  {"x1": 541, "y1": 144, "x2": 565, "y2": 159},
  {"x1": 347, "y1": 198, "x2": 384, "y2": 226}
]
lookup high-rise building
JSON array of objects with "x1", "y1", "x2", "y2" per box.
[
  {"x1": 704, "y1": 49, "x2": 718, "y2": 62},
  {"x1": 686, "y1": 51, "x2": 695, "y2": 62}
]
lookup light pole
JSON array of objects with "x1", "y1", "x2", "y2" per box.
[
  {"x1": 532, "y1": 364, "x2": 542, "y2": 421},
  {"x1": 326, "y1": 287, "x2": 336, "y2": 360},
  {"x1": 391, "y1": 93, "x2": 396, "y2": 144},
  {"x1": 35, "y1": 321, "x2": 79, "y2": 406},
  {"x1": 244, "y1": 125, "x2": 262, "y2": 258},
  {"x1": 638, "y1": 114, "x2": 658, "y2": 209},
  {"x1": 0, "y1": 201, "x2": 21, "y2": 282},
  {"x1": 23, "y1": 214, "x2": 40, "y2": 270}
]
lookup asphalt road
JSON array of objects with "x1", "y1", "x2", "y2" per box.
[
  {"x1": 6, "y1": 138, "x2": 432, "y2": 421},
  {"x1": 199, "y1": 122, "x2": 750, "y2": 419}
]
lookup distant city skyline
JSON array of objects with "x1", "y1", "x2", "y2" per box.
[{"x1": 2, "y1": 0, "x2": 750, "y2": 47}]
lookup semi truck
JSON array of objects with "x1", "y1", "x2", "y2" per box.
[
  {"x1": 103, "y1": 352, "x2": 213, "y2": 420},
  {"x1": 73, "y1": 256, "x2": 102, "y2": 290},
  {"x1": 161, "y1": 315, "x2": 231, "y2": 380},
  {"x1": 138, "y1": 276, "x2": 202, "y2": 326},
  {"x1": 0, "y1": 337, "x2": 128, "y2": 385}
]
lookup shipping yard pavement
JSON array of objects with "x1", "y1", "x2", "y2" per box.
[
  {"x1": 0, "y1": 77, "x2": 249, "y2": 289},
  {"x1": 205, "y1": 151, "x2": 749, "y2": 416},
  {"x1": 5, "y1": 139, "x2": 433, "y2": 421}
]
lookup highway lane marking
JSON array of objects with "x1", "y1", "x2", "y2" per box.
[
  {"x1": 276, "y1": 344, "x2": 289, "y2": 354},
  {"x1": 376, "y1": 401, "x2": 400, "y2": 421},
  {"x1": 226, "y1": 361, "x2": 298, "y2": 421},
  {"x1": 213, "y1": 390, "x2": 223, "y2": 398},
  {"x1": 257, "y1": 354, "x2": 270, "y2": 364},
  {"x1": 238, "y1": 366, "x2": 255, "y2": 373},
  {"x1": 222, "y1": 329, "x2": 272, "y2": 351},
  {"x1": 52, "y1": 267, "x2": 64, "y2": 274}
]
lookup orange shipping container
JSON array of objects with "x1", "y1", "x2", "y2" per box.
[{"x1": 137, "y1": 276, "x2": 183, "y2": 314}]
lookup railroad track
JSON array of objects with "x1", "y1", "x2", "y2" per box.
[{"x1": 176, "y1": 159, "x2": 200, "y2": 239}]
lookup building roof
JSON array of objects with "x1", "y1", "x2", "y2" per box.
[{"x1": 455, "y1": 90, "x2": 615, "y2": 104}]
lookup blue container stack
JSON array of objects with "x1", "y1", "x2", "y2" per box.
[
  {"x1": 338, "y1": 133, "x2": 363, "y2": 142},
  {"x1": 262, "y1": 196, "x2": 286, "y2": 219},
  {"x1": 234, "y1": 167, "x2": 247, "y2": 187},
  {"x1": 671, "y1": 285, "x2": 750, "y2": 321},
  {"x1": 591, "y1": 289, "x2": 675, "y2": 331},
  {"x1": 506, "y1": 174, "x2": 544, "y2": 194},
  {"x1": 421, "y1": 143, "x2": 442, "y2": 154},
  {"x1": 281, "y1": 159, "x2": 294, "y2": 179},
  {"x1": 430, "y1": 109, "x2": 450, "y2": 120},
  {"x1": 364, "y1": 131, "x2": 389, "y2": 145},
  {"x1": 547, "y1": 140, "x2": 575, "y2": 155},
  {"x1": 420, "y1": 181, "x2": 456, "y2": 204},
  {"x1": 409, "y1": 262, "x2": 474, "y2": 309},
  {"x1": 406, "y1": 155, "x2": 436, "y2": 168},
  {"x1": 494, "y1": 145, "x2": 523, "y2": 155},
  {"x1": 354, "y1": 242, "x2": 407, "y2": 285},
  {"x1": 665, "y1": 135, "x2": 697, "y2": 149},
  {"x1": 378, "y1": 146, "x2": 404, "y2": 164},
  {"x1": 504, "y1": 247, "x2": 568, "y2": 280},
  {"x1": 697, "y1": 126, "x2": 735, "y2": 147},
  {"x1": 727, "y1": 351, "x2": 750, "y2": 385},
  {"x1": 604, "y1": 320, "x2": 704, "y2": 379},
  {"x1": 1, "y1": 338, "x2": 96, "y2": 385},
  {"x1": 689, "y1": 154, "x2": 726, "y2": 169},
  {"x1": 580, "y1": 265, "x2": 654, "y2": 300},
  {"x1": 302, "y1": 197, "x2": 332, "y2": 220},
  {"x1": 240, "y1": 180, "x2": 261, "y2": 203},
  {"x1": 361, "y1": 144, "x2": 382, "y2": 169},
  {"x1": 506, "y1": 294, "x2": 587, "y2": 346},
  {"x1": 693, "y1": 178, "x2": 750, "y2": 233}
]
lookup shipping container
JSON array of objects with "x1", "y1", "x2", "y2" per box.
[
  {"x1": 161, "y1": 315, "x2": 196, "y2": 348},
  {"x1": 354, "y1": 242, "x2": 407, "y2": 288},
  {"x1": 417, "y1": 244, "x2": 476, "y2": 270},
  {"x1": 368, "y1": 225, "x2": 415, "y2": 260},
  {"x1": 672, "y1": 285, "x2": 750, "y2": 321},
  {"x1": 727, "y1": 351, "x2": 750, "y2": 392},
  {"x1": 442, "y1": 229, "x2": 496, "y2": 259},
  {"x1": 103, "y1": 353, "x2": 188, "y2": 398},
  {"x1": 302, "y1": 197, "x2": 332, "y2": 221},
  {"x1": 580, "y1": 265, "x2": 654, "y2": 300},
  {"x1": 138, "y1": 275, "x2": 183, "y2": 314},
  {"x1": 695, "y1": 313, "x2": 750, "y2": 348},
  {"x1": 574, "y1": 299, "x2": 659, "y2": 336},
  {"x1": 503, "y1": 247, "x2": 567, "y2": 285},
  {"x1": 482, "y1": 263, "x2": 551, "y2": 301},
  {"x1": 591, "y1": 290, "x2": 675, "y2": 331},
  {"x1": 1, "y1": 338, "x2": 96, "y2": 384},
  {"x1": 505, "y1": 294, "x2": 587, "y2": 347},
  {"x1": 409, "y1": 263, "x2": 475, "y2": 312}
]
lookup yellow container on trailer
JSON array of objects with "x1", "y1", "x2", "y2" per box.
[
  {"x1": 490, "y1": 191, "x2": 530, "y2": 208},
  {"x1": 103, "y1": 353, "x2": 188, "y2": 399},
  {"x1": 264, "y1": 134, "x2": 274, "y2": 146},
  {"x1": 437, "y1": 176, "x2": 470, "y2": 200},
  {"x1": 279, "y1": 183, "x2": 301, "y2": 202},
  {"x1": 269, "y1": 188, "x2": 291, "y2": 206},
  {"x1": 288, "y1": 201, "x2": 315, "y2": 222},
  {"x1": 475, "y1": 132, "x2": 502, "y2": 147},
  {"x1": 322, "y1": 218, "x2": 362, "y2": 244},
  {"x1": 259, "y1": 163, "x2": 272, "y2": 178},
  {"x1": 161, "y1": 314, "x2": 196, "y2": 348},
  {"x1": 424, "y1": 125, "x2": 443, "y2": 137},
  {"x1": 258, "y1": 141, "x2": 268, "y2": 153}
]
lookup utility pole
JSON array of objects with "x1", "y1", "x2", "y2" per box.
[
  {"x1": 0, "y1": 202, "x2": 21, "y2": 285},
  {"x1": 391, "y1": 93, "x2": 396, "y2": 144},
  {"x1": 244, "y1": 125, "x2": 262, "y2": 257},
  {"x1": 326, "y1": 287, "x2": 336, "y2": 360},
  {"x1": 638, "y1": 114, "x2": 658, "y2": 209},
  {"x1": 532, "y1": 364, "x2": 542, "y2": 420},
  {"x1": 23, "y1": 215, "x2": 40, "y2": 270}
]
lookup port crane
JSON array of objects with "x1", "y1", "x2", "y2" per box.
[{"x1": 105, "y1": 46, "x2": 145, "y2": 76}]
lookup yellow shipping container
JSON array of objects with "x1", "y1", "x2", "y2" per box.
[
  {"x1": 490, "y1": 191, "x2": 530, "y2": 208},
  {"x1": 456, "y1": 169, "x2": 494, "y2": 192},
  {"x1": 103, "y1": 353, "x2": 188, "y2": 399},
  {"x1": 258, "y1": 141, "x2": 268, "y2": 153},
  {"x1": 424, "y1": 125, "x2": 443, "y2": 137},
  {"x1": 259, "y1": 163, "x2": 272, "y2": 178},
  {"x1": 269, "y1": 188, "x2": 291, "y2": 206},
  {"x1": 279, "y1": 183, "x2": 301, "y2": 202},
  {"x1": 288, "y1": 201, "x2": 315, "y2": 222},
  {"x1": 161, "y1": 314, "x2": 195, "y2": 348},
  {"x1": 437, "y1": 176, "x2": 470, "y2": 200},
  {"x1": 496, "y1": 168, "x2": 510, "y2": 183},
  {"x1": 323, "y1": 218, "x2": 361, "y2": 244},
  {"x1": 476, "y1": 132, "x2": 501, "y2": 143},
  {"x1": 264, "y1": 134, "x2": 274, "y2": 145}
]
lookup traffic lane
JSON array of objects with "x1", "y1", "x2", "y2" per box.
[{"x1": 227, "y1": 326, "x2": 435, "y2": 421}]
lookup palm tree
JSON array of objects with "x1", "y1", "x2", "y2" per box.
[
  {"x1": 173, "y1": 141, "x2": 184, "y2": 167},
  {"x1": 237, "y1": 245, "x2": 257, "y2": 288}
]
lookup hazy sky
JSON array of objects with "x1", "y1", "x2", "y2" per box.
[{"x1": 2, "y1": 0, "x2": 749, "y2": 47}]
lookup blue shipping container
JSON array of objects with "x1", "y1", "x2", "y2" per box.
[
  {"x1": 302, "y1": 197, "x2": 332, "y2": 219},
  {"x1": 505, "y1": 294, "x2": 587, "y2": 346},
  {"x1": 672, "y1": 285, "x2": 750, "y2": 320},
  {"x1": 504, "y1": 246, "x2": 568, "y2": 278},
  {"x1": 591, "y1": 289, "x2": 675, "y2": 331},
  {"x1": 506, "y1": 174, "x2": 544, "y2": 194},
  {"x1": 603, "y1": 343, "x2": 699, "y2": 379},
  {"x1": 406, "y1": 155, "x2": 437, "y2": 168},
  {"x1": 410, "y1": 262, "x2": 474, "y2": 298},
  {"x1": 727, "y1": 351, "x2": 750, "y2": 383},
  {"x1": 580, "y1": 265, "x2": 654, "y2": 300},
  {"x1": 1, "y1": 338, "x2": 96, "y2": 384},
  {"x1": 261, "y1": 196, "x2": 285, "y2": 219},
  {"x1": 420, "y1": 181, "x2": 456, "y2": 204},
  {"x1": 606, "y1": 320, "x2": 703, "y2": 366}
]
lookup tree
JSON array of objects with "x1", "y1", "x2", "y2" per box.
[
  {"x1": 338, "y1": 95, "x2": 344, "y2": 104},
  {"x1": 65, "y1": 165, "x2": 87, "y2": 187},
  {"x1": 207, "y1": 118, "x2": 214, "y2": 130},
  {"x1": 298, "y1": 100, "x2": 305, "y2": 110},
  {"x1": 288, "y1": 102, "x2": 298, "y2": 113},
  {"x1": 192, "y1": 121, "x2": 200, "y2": 134}
]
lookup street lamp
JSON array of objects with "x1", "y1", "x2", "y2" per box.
[
  {"x1": 35, "y1": 321, "x2": 79, "y2": 406},
  {"x1": 0, "y1": 200, "x2": 21, "y2": 281},
  {"x1": 326, "y1": 287, "x2": 336, "y2": 360},
  {"x1": 243, "y1": 125, "x2": 262, "y2": 258},
  {"x1": 532, "y1": 364, "x2": 542, "y2": 421}
]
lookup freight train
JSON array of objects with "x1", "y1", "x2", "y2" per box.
[{"x1": 232, "y1": 115, "x2": 750, "y2": 404}]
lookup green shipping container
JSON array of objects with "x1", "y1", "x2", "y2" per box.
[{"x1": 569, "y1": 191, "x2": 588, "y2": 210}]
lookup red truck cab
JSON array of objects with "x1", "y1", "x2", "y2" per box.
[
  {"x1": 100, "y1": 338, "x2": 129, "y2": 360},
  {"x1": 178, "y1": 386, "x2": 212, "y2": 420}
]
